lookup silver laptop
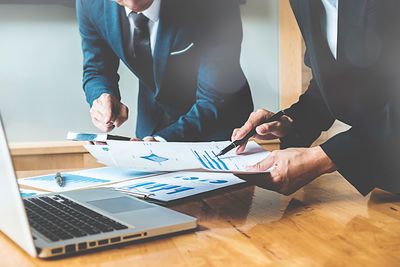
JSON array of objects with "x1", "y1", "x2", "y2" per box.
[{"x1": 0, "y1": 115, "x2": 197, "y2": 258}]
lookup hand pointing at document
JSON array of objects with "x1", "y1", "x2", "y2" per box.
[
  {"x1": 233, "y1": 109, "x2": 337, "y2": 196},
  {"x1": 231, "y1": 109, "x2": 293, "y2": 154}
]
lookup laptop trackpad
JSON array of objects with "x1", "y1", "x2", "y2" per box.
[{"x1": 87, "y1": 196, "x2": 151, "y2": 214}]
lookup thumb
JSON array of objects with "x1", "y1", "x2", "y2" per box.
[
  {"x1": 114, "y1": 105, "x2": 129, "y2": 127},
  {"x1": 256, "y1": 121, "x2": 280, "y2": 135},
  {"x1": 246, "y1": 153, "x2": 275, "y2": 172}
]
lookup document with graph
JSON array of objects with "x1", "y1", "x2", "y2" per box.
[
  {"x1": 108, "y1": 171, "x2": 245, "y2": 203},
  {"x1": 17, "y1": 167, "x2": 158, "y2": 192},
  {"x1": 85, "y1": 140, "x2": 271, "y2": 173}
]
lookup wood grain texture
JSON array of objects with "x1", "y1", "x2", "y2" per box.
[
  {"x1": 2, "y1": 170, "x2": 400, "y2": 266},
  {"x1": 5, "y1": 143, "x2": 400, "y2": 266},
  {"x1": 10, "y1": 141, "x2": 104, "y2": 171},
  {"x1": 9, "y1": 141, "x2": 88, "y2": 156}
]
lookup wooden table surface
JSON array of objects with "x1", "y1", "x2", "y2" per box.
[{"x1": 2, "y1": 170, "x2": 400, "y2": 266}]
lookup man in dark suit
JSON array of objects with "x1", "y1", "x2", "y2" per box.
[
  {"x1": 234, "y1": 0, "x2": 400, "y2": 195},
  {"x1": 76, "y1": 0, "x2": 253, "y2": 142}
]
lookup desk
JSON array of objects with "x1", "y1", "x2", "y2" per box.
[{"x1": 1, "y1": 170, "x2": 399, "y2": 266}]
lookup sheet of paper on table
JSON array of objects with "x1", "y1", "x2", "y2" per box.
[
  {"x1": 19, "y1": 188, "x2": 47, "y2": 198},
  {"x1": 17, "y1": 167, "x2": 158, "y2": 192},
  {"x1": 107, "y1": 171, "x2": 245, "y2": 203},
  {"x1": 84, "y1": 140, "x2": 271, "y2": 173}
]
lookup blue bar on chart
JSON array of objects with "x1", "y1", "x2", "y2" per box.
[
  {"x1": 123, "y1": 181, "x2": 194, "y2": 195},
  {"x1": 22, "y1": 174, "x2": 111, "y2": 186},
  {"x1": 191, "y1": 149, "x2": 229, "y2": 171}
]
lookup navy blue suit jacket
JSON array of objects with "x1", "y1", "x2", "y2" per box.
[
  {"x1": 284, "y1": 0, "x2": 400, "y2": 195},
  {"x1": 76, "y1": 0, "x2": 253, "y2": 141}
]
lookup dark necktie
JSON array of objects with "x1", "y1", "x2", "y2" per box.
[{"x1": 131, "y1": 12, "x2": 154, "y2": 87}]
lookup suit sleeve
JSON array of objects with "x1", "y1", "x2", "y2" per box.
[
  {"x1": 281, "y1": 75, "x2": 335, "y2": 149},
  {"x1": 320, "y1": 100, "x2": 400, "y2": 195},
  {"x1": 284, "y1": 0, "x2": 400, "y2": 195},
  {"x1": 76, "y1": 0, "x2": 121, "y2": 106},
  {"x1": 281, "y1": 55, "x2": 392, "y2": 195},
  {"x1": 154, "y1": 0, "x2": 253, "y2": 141}
]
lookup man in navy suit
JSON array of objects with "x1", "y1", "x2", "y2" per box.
[
  {"x1": 76, "y1": 0, "x2": 253, "y2": 142},
  {"x1": 234, "y1": 0, "x2": 400, "y2": 195}
]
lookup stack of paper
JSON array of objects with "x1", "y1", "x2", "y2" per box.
[
  {"x1": 108, "y1": 171, "x2": 245, "y2": 203},
  {"x1": 19, "y1": 140, "x2": 270, "y2": 203},
  {"x1": 18, "y1": 167, "x2": 158, "y2": 192},
  {"x1": 84, "y1": 140, "x2": 270, "y2": 173}
]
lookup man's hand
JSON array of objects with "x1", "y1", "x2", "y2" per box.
[
  {"x1": 90, "y1": 93, "x2": 129, "y2": 132},
  {"x1": 129, "y1": 136, "x2": 158, "y2": 142},
  {"x1": 143, "y1": 136, "x2": 158, "y2": 142},
  {"x1": 232, "y1": 109, "x2": 293, "y2": 154},
  {"x1": 237, "y1": 146, "x2": 337, "y2": 195}
]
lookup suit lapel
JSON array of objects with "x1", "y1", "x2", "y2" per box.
[
  {"x1": 104, "y1": 2, "x2": 147, "y2": 85},
  {"x1": 153, "y1": 0, "x2": 178, "y2": 96},
  {"x1": 104, "y1": 1, "x2": 127, "y2": 63},
  {"x1": 291, "y1": 0, "x2": 326, "y2": 85}
]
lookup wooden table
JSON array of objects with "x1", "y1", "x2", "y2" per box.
[{"x1": 2, "y1": 170, "x2": 400, "y2": 266}]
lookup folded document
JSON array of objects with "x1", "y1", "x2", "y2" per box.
[
  {"x1": 108, "y1": 171, "x2": 245, "y2": 203},
  {"x1": 84, "y1": 140, "x2": 271, "y2": 173}
]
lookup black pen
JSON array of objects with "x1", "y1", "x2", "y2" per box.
[{"x1": 215, "y1": 110, "x2": 287, "y2": 157}]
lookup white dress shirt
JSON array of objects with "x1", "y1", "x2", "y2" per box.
[
  {"x1": 321, "y1": 0, "x2": 338, "y2": 59},
  {"x1": 124, "y1": 0, "x2": 161, "y2": 57}
]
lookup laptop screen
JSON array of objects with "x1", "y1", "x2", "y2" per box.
[{"x1": 0, "y1": 114, "x2": 37, "y2": 257}]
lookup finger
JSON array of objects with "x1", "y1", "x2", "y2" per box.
[
  {"x1": 103, "y1": 102, "x2": 115, "y2": 125},
  {"x1": 94, "y1": 141, "x2": 107, "y2": 145},
  {"x1": 269, "y1": 165, "x2": 282, "y2": 183},
  {"x1": 130, "y1": 137, "x2": 143, "y2": 141},
  {"x1": 97, "y1": 94, "x2": 117, "y2": 124},
  {"x1": 235, "y1": 112, "x2": 260, "y2": 140},
  {"x1": 114, "y1": 105, "x2": 129, "y2": 127},
  {"x1": 235, "y1": 140, "x2": 248, "y2": 155},
  {"x1": 92, "y1": 118, "x2": 109, "y2": 132},
  {"x1": 92, "y1": 98, "x2": 111, "y2": 121},
  {"x1": 143, "y1": 136, "x2": 157, "y2": 142},
  {"x1": 235, "y1": 109, "x2": 272, "y2": 140},
  {"x1": 90, "y1": 106, "x2": 105, "y2": 123},
  {"x1": 235, "y1": 120, "x2": 256, "y2": 141},
  {"x1": 93, "y1": 101, "x2": 114, "y2": 125},
  {"x1": 92, "y1": 116, "x2": 114, "y2": 132},
  {"x1": 256, "y1": 121, "x2": 281, "y2": 136},
  {"x1": 246, "y1": 153, "x2": 276, "y2": 172},
  {"x1": 231, "y1": 128, "x2": 240, "y2": 141}
]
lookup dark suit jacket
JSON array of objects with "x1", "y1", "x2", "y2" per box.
[
  {"x1": 76, "y1": 0, "x2": 253, "y2": 141},
  {"x1": 283, "y1": 0, "x2": 400, "y2": 195}
]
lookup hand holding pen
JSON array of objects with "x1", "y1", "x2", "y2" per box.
[{"x1": 219, "y1": 109, "x2": 293, "y2": 156}]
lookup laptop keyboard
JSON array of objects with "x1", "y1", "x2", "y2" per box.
[{"x1": 23, "y1": 195, "x2": 128, "y2": 242}]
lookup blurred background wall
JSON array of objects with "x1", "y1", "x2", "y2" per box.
[{"x1": 0, "y1": 0, "x2": 279, "y2": 142}]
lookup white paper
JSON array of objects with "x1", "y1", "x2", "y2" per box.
[
  {"x1": 109, "y1": 171, "x2": 245, "y2": 202},
  {"x1": 19, "y1": 188, "x2": 47, "y2": 198},
  {"x1": 18, "y1": 167, "x2": 158, "y2": 192},
  {"x1": 83, "y1": 145, "x2": 117, "y2": 166},
  {"x1": 67, "y1": 167, "x2": 158, "y2": 181},
  {"x1": 86, "y1": 140, "x2": 270, "y2": 173}
]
